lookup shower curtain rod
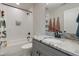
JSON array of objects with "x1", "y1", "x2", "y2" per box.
[{"x1": 1, "y1": 3, "x2": 32, "y2": 13}]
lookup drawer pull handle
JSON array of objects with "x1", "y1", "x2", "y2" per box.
[{"x1": 36, "y1": 51, "x2": 39, "y2": 54}]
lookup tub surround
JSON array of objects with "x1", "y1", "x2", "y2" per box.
[{"x1": 33, "y1": 35, "x2": 79, "y2": 56}]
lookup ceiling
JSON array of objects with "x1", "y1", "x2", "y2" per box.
[
  {"x1": 5, "y1": 3, "x2": 34, "y2": 11},
  {"x1": 46, "y1": 3, "x2": 66, "y2": 12},
  {"x1": 3, "y1": 3, "x2": 66, "y2": 12}
]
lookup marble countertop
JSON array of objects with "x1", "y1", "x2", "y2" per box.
[{"x1": 33, "y1": 35, "x2": 79, "y2": 56}]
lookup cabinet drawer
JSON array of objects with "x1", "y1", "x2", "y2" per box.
[{"x1": 38, "y1": 41, "x2": 69, "y2": 56}]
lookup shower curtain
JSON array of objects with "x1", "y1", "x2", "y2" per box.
[{"x1": 0, "y1": 10, "x2": 7, "y2": 48}]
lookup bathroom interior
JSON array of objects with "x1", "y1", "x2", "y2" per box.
[{"x1": 0, "y1": 3, "x2": 79, "y2": 56}]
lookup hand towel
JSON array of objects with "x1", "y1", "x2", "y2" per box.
[
  {"x1": 52, "y1": 18, "x2": 56, "y2": 32},
  {"x1": 76, "y1": 14, "x2": 79, "y2": 23},
  {"x1": 56, "y1": 17, "x2": 60, "y2": 32},
  {"x1": 76, "y1": 23, "x2": 79, "y2": 37},
  {"x1": 76, "y1": 14, "x2": 79, "y2": 37},
  {"x1": 48, "y1": 19, "x2": 53, "y2": 32}
]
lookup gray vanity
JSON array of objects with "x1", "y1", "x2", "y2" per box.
[
  {"x1": 32, "y1": 35, "x2": 79, "y2": 56},
  {"x1": 32, "y1": 39, "x2": 71, "y2": 56}
]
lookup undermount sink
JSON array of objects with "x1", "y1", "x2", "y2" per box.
[
  {"x1": 42, "y1": 38, "x2": 63, "y2": 46},
  {"x1": 43, "y1": 35, "x2": 64, "y2": 41},
  {"x1": 43, "y1": 36, "x2": 54, "y2": 39}
]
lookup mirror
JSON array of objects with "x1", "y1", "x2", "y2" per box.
[
  {"x1": 45, "y1": 3, "x2": 65, "y2": 35},
  {"x1": 64, "y1": 7, "x2": 79, "y2": 34},
  {"x1": 46, "y1": 3, "x2": 79, "y2": 39}
]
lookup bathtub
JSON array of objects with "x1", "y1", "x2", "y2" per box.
[{"x1": 0, "y1": 38, "x2": 32, "y2": 56}]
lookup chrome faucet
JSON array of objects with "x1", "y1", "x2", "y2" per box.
[{"x1": 54, "y1": 31, "x2": 62, "y2": 38}]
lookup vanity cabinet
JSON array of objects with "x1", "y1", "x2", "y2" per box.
[{"x1": 32, "y1": 39, "x2": 71, "y2": 56}]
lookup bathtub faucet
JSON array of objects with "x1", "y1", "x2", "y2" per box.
[
  {"x1": 27, "y1": 36, "x2": 30, "y2": 41},
  {"x1": 27, "y1": 32, "x2": 31, "y2": 42}
]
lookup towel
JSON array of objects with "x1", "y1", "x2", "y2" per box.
[
  {"x1": 48, "y1": 19, "x2": 53, "y2": 32},
  {"x1": 76, "y1": 14, "x2": 79, "y2": 37},
  {"x1": 56, "y1": 17, "x2": 60, "y2": 32},
  {"x1": 52, "y1": 18, "x2": 56, "y2": 32},
  {"x1": 76, "y1": 14, "x2": 79, "y2": 23},
  {"x1": 76, "y1": 23, "x2": 79, "y2": 37}
]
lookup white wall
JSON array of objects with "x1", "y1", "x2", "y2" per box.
[
  {"x1": 33, "y1": 3, "x2": 46, "y2": 35},
  {"x1": 49, "y1": 3, "x2": 79, "y2": 32},
  {"x1": 0, "y1": 4, "x2": 33, "y2": 42}
]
